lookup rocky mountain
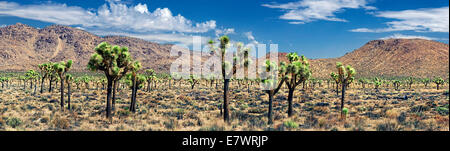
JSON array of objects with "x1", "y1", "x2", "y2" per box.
[
  {"x1": 0, "y1": 23, "x2": 194, "y2": 73},
  {"x1": 261, "y1": 39, "x2": 449, "y2": 78},
  {"x1": 0, "y1": 23, "x2": 448, "y2": 78}
]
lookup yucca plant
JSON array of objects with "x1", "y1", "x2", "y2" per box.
[
  {"x1": 208, "y1": 36, "x2": 250, "y2": 122},
  {"x1": 188, "y1": 74, "x2": 199, "y2": 89},
  {"x1": 433, "y1": 77, "x2": 444, "y2": 90},
  {"x1": 25, "y1": 69, "x2": 39, "y2": 95},
  {"x1": 373, "y1": 77, "x2": 382, "y2": 90},
  {"x1": 358, "y1": 78, "x2": 368, "y2": 89},
  {"x1": 332, "y1": 62, "x2": 356, "y2": 119},
  {"x1": 421, "y1": 78, "x2": 431, "y2": 88},
  {"x1": 406, "y1": 77, "x2": 414, "y2": 89},
  {"x1": 392, "y1": 80, "x2": 401, "y2": 90},
  {"x1": 38, "y1": 63, "x2": 52, "y2": 93},
  {"x1": 261, "y1": 60, "x2": 287, "y2": 124},
  {"x1": 284, "y1": 53, "x2": 311, "y2": 117},
  {"x1": 146, "y1": 69, "x2": 155, "y2": 91},
  {"x1": 330, "y1": 72, "x2": 339, "y2": 95},
  {"x1": 87, "y1": 42, "x2": 135, "y2": 119},
  {"x1": 125, "y1": 61, "x2": 145, "y2": 113},
  {"x1": 53, "y1": 60, "x2": 73, "y2": 110}
]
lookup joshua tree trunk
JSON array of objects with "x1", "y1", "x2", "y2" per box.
[
  {"x1": 67, "y1": 81, "x2": 71, "y2": 111},
  {"x1": 106, "y1": 77, "x2": 113, "y2": 119},
  {"x1": 223, "y1": 79, "x2": 230, "y2": 122},
  {"x1": 112, "y1": 80, "x2": 119, "y2": 110},
  {"x1": 437, "y1": 84, "x2": 440, "y2": 90},
  {"x1": 33, "y1": 79, "x2": 37, "y2": 95},
  {"x1": 340, "y1": 82, "x2": 346, "y2": 118},
  {"x1": 268, "y1": 92, "x2": 274, "y2": 124},
  {"x1": 49, "y1": 77, "x2": 53, "y2": 92},
  {"x1": 41, "y1": 77, "x2": 45, "y2": 93},
  {"x1": 336, "y1": 82, "x2": 339, "y2": 96},
  {"x1": 287, "y1": 88, "x2": 295, "y2": 117},
  {"x1": 130, "y1": 75, "x2": 137, "y2": 113},
  {"x1": 60, "y1": 76, "x2": 65, "y2": 111}
]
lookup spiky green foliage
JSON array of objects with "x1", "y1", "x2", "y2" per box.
[
  {"x1": 25, "y1": 69, "x2": 39, "y2": 94},
  {"x1": 87, "y1": 42, "x2": 135, "y2": 119},
  {"x1": 433, "y1": 77, "x2": 444, "y2": 90},
  {"x1": 421, "y1": 78, "x2": 431, "y2": 88},
  {"x1": 126, "y1": 61, "x2": 143, "y2": 113},
  {"x1": 208, "y1": 36, "x2": 251, "y2": 122},
  {"x1": 53, "y1": 60, "x2": 72, "y2": 110},
  {"x1": 392, "y1": 80, "x2": 401, "y2": 90},
  {"x1": 332, "y1": 62, "x2": 356, "y2": 119},
  {"x1": 260, "y1": 60, "x2": 288, "y2": 124},
  {"x1": 373, "y1": 77, "x2": 382, "y2": 90},
  {"x1": 188, "y1": 74, "x2": 199, "y2": 89},
  {"x1": 284, "y1": 53, "x2": 311, "y2": 117}
]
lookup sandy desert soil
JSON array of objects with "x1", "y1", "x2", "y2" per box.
[{"x1": 0, "y1": 80, "x2": 448, "y2": 131}]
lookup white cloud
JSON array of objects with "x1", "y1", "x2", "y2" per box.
[
  {"x1": 215, "y1": 28, "x2": 235, "y2": 37},
  {"x1": 380, "y1": 34, "x2": 447, "y2": 41},
  {"x1": 289, "y1": 21, "x2": 305, "y2": 25},
  {"x1": 351, "y1": 7, "x2": 449, "y2": 33},
  {"x1": 244, "y1": 32, "x2": 259, "y2": 45},
  {"x1": 262, "y1": 0, "x2": 375, "y2": 23},
  {"x1": 0, "y1": 1, "x2": 217, "y2": 44},
  {"x1": 0, "y1": 24, "x2": 7, "y2": 28}
]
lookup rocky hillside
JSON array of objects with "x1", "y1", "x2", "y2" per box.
[
  {"x1": 261, "y1": 39, "x2": 449, "y2": 78},
  {"x1": 0, "y1": 23, "x2": 448, "y2": 78},
  {"x1": 0, "y1": 23, "x2": 194, "y2": 73}
]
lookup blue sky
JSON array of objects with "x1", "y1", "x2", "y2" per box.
[{"x1": 0, "y1": 0, "x2": 448, "y2": 59}]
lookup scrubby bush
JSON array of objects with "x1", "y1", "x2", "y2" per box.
[{"x1": 6, "y1": 117, "x2": 22, "y2": 128}]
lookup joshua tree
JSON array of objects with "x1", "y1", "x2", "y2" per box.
[
  {"x1": 54, "y1": 60, "x2": 73, "y2": 111},
  {"x1": 81, "y1": 76, "x2": 91, "y2": 90},
  {"x1": 66, "y1": 74, "x2": 73, "y2": 111},
  {"x1": 392, "y1": 80, "x2": 401, "y2": 90},
  {"x1": 330, "y1": 72, "x2": 339, "y2": 95},
  {"x1": 373, "y1": 77, "x2": 382, "y2": 90},
  {"x1": 87, "y1": 42, "x2": 134, "y2": 119},
  {"x1": 406, "y1": 77, "x2": 414, "y2": 89},
  {"x1": 261, "y1": 60, "x2": 287, "y2": 124},
  {"x1": 284, "y1": 53, "x2": 311, "y2": 117},
  {"x1": 126, "y1": 61, "x2": 145, "y2": 113},
  {"x1": 333, "y1": 62, "x2": 356, "y2": 119},
  {"x1": 145, "y1": 69, "x2": 155, "y2": 91},
  {"x1": 25, "y1": 70, "x2": 39, "y2": 95},
  {"x1": 38, "y1": 63, "x2": 52, "y2": 93},
  {"x1": 188, "y1": 74, "x2": 199, "y2": 89},
  {"x1": 421, "y1": 78, "x2": 431, "y2": 88},
  {"x1": 433, "y1": 77, "x2": 444, "y2": 90},
  {"x1": 358, "y1": 78, "x2": 369, "y2": 89},
  {"x1": 208, "y1": 36, "x2": 251, "y2": 122}
]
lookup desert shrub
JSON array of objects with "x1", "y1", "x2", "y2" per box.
[
  {"x1": 163, "y1": 119, "x2": 177, "y2": 130},
  {"x1": 248, "y1": 108, "x2": 267, "y2": 114},
  {"x1": 239, "y1": 103, "x2": 249, "y2": 110},
  {"x1": 435, "y1": 106, "x2": 449, "y2": 115},
  {"x1": 199, "y1": 124, "x2": 225, "y2": 131},
  {"x1": 283, "y1": 120, "x2": 298, "y2": 129},
  {"x1": 397, "y1": 112, "x2": 407, "y2": 124},
  {"x1": 117, "y1": 110, "x2": 130, "y2": 117},
  {"x1": 52, "y1": 116, "x2": 69, "y2": 129},
  {"x1": 40, "y1": 117, "x2": 49, "y2": 123},
  {"x1": 6, "y1": 117, "x2": 22, "y2": 128},
  {"x1": 376, "y1": 121, "x2": 402, "y2": 131},
  {"x1": 175, "y1": 108, "x2": 185, "y2": 120},
  {"x1": 410, "y1": 105, "x2": 430, "y2": 113}
]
